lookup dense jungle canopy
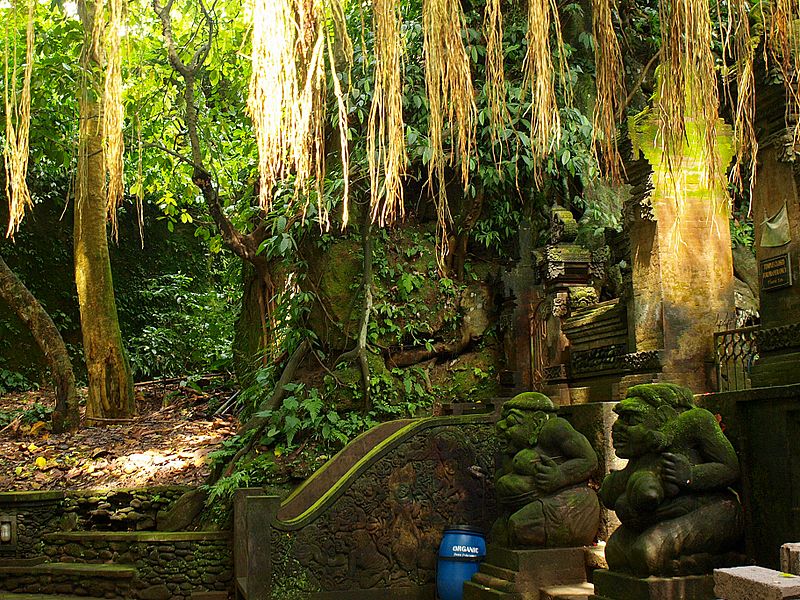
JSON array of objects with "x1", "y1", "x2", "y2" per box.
[{"x1": 0, "y1": 0, "x2": 789, "y2": 490}]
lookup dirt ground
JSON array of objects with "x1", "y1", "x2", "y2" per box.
[{"x1": 0, "y1": 379, "x2": 238, "y2": 492}]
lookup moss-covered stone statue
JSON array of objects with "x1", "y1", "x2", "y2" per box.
[
  {"x1": 601, "y1": 384, "x2": 743, "y2": 576},
  {"x1": 491, "y1": 392, "x2": 600, "y2": 547}
]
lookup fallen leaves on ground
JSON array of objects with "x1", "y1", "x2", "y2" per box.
[{"x1": 0, "y1": 379, "x2": 239, "y2": 491}]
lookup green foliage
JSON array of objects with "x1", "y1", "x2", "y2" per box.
[
  {"x1": 730, "y1": 203, "x2": 755, "y2": 248},
  {"x1": 0, "y1": 365, "x2": 33, "y2": 394},
  {"x1": 0, "y1": 402, "x2": 52, "y2": 428},
  {"x1": 126, "y1": 271, "x2": 237, "y2": 378},
  {"x1": 0, "y1": 368, "x2": 30, "y2": 394},
  {"x1": 247, "y1": 362, "x2": 434, "y2": 454}
]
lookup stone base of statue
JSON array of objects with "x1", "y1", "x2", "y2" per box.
[
  {"x1": 589, "y1": 570, "x2": 715, "y2": 600},
  {"x1": 463, "y1": 546, "x2": 590, "y2": 600}
]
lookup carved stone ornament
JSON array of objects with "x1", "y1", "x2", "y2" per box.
[
  {"x1": 590, "y1": 247, "x2": 610, "y2": 279},
  {"x1": 550, "y1": 207, "x2": 579, "y2": 244},
  {"x1": 755, "y1": 323, "x2": 800, "y2": 353},
  {"x1": 622, "y1": 351, "x2": 662, "y2": 373},
  {"x1": 270, "y1": 421, "x2": 501, "y2": 593},
  {"x1": 552, "y1": 293, "x2": 569, "y2": 317},
  {"x1": 568, "y1": 286, "x2": 599, "y2": 310},
  {"x1": 601, "y1": 384, "x2": 743, "y2": 577},
  {"x1": 544, "y1": 364, "x2": 569, "y2": 381},
  {"x1": 571, "y1": 344, "x2": 627, "y2": 375}
]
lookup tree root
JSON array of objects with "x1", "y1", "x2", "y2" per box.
[
  {"x1": 334, "y1": 215, "x2": 373, "y2": 412},
  {"x1": 212, "y1": 339, "x2": 310, "y2": 482}
]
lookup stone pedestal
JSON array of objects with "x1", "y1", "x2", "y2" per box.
[
  {"x1": 463, "y1": 546, "x2": 587, "y2": 600},
  {"x1": 590, "y1": 570, "x2": 715, "y2": 600},
  {"x1": 627, "y1": 115, "x2": 735, "y2": 393}
]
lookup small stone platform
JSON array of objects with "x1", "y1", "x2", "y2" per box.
[
  {"x1": 590, "y1": 570, "x2": 715, "y2": 600},
  {"x1": 714, "y1": 566, "x2": 800, "y2": 600}
]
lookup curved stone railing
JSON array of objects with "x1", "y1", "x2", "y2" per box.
[
  {"x1": 235, "y1": 413, "x2": 500, "y2": 600},
  {"x1": 277, "y1": 418, "x2": 414, "y2": 522}
]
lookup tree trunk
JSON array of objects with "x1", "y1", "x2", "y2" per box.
[
  {"x1": 0, "y1": 252, "x2": 80, "y2": 431},
  {"x1": 75, "y1": 0, "x2": 135, "y2": 421},
  {"x1": 233, "y1": 261, "x2": 272, "y2": 388}
]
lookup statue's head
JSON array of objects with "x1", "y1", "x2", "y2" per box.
[
  {"x1": 497, "y1": 392, "x2": 557, "y2": 452},
  {"x1": 612, "y1": 384, "x2": 695, "y2": 459}
]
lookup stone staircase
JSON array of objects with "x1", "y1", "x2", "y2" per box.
[
  {"x1": 0, "y1": 560, "x2": 135, "y2": 599},
  {"x1": 0, "y1": 595, "x2": 107, "y2": 600},
  {"x1": 540, "y1": 583, "x2": 595, "y2": 600},
  {"x1": 463, "y1": 546, "x2": 605, "y2": 600},
  {"x1": 0, "y1": 490, "x2": 233, "y2": 600}
]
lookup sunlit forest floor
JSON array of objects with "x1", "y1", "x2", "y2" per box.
[{"x1": 0, "y1": 381, "x2": 238, "y2": 491}]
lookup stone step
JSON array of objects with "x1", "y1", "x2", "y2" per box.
[
  {"x1": 472, "y1": 572, "x2": 517, "y2": 593},
  {"x1": 540, "y1": 582, "x2": 594, "y2": 600},
  {"x1": 463, "y1": 580, "x2": 519, "y2": 600},
  {"x1": 479, "y1": 563, "x2": 518, "y2": 582},
  {"x1": 0, "y1": 562, "x2": 136, "y2": 599},
  {"x1": 0, "y1": 594, "x2": 106, "y2": 600},
  {"x1": 0, "y1": 564, "x2": 135, "y2": 578},
  {"x1": 584, "y1": 546, "x2": 606, "y2": 571}
]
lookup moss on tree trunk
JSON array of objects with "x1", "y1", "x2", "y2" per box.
[{"x1": 74, "y1": 0, "x2": 134, "y2": 420}]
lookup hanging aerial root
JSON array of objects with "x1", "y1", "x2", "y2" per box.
[
  {"x1": 657, "y1": 0, "x2": 722, "y2": 191},
  {"x1": 483, "y1": 0, "x2": 509, "y2": 160},
  {"x1": 248, "y1": 0, "x2": 297, "y2": 213},
  {"x1": 423, "y1": 0, "x2": 476, "y2": 267},
  {"x1": 4, "y1": 0, "x2": 35, "y2": 238},
  {"x1": 248, "y1": 0, "x2": 351, "y2": 228},
  {"x1": 765, "y1": 0, "x2": 800, "y2": 157},
  {"x1": 718, "y1": 0, "x2": 757, "y2": 191},
  {"x1": 522, "y1": 0, "x2": 568, "y2": 184},
  {"x1": 326, "y1": 0, "x2": 352, "y2": 227},
  {"x1": 104, "y1": 0, "x2": 125, "y2": 238},
  {"x1": 368, "y1": 0, "x2": 407, "y2": 226},
  {"x1": 591, "y1": 0, "x2": 624, "y2": 182}
]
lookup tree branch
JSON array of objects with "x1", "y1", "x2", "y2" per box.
[
  {"x1": 152, "y1": 0, "x2": 264, "y2": 263},
  {"x1": 619, "y1": 49, "x2": 661, "y2": 120}
]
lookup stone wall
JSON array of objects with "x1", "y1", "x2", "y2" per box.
[
  {"x1": 42, "y1": 532, "x2": 232, "y2": 600},
  {"x1": 0, "y1": 491, "x2": 64, "y2": 558},
  {"x1": 0, "y1": 489, "x2": 231, "y2": 600},
  {"x1": 62, "y1": 487, "x2": 189, "y2": 531},
  {"x1": 236, "y1": 415, "x2": 501, "y2": 600}
]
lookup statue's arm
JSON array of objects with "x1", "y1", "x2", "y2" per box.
[
  {"x1": 539, "y1": 419, "x2": 599, "y2": 486},
  {"x1": 691, "y1": 409, "x2": 739, "y2": 488},
  {"x1": 664, "y1": 409, "x2": 739, "y2": 492},
  {"x1": 599, "y1": 468, "x2": 627, "y2": 508}
]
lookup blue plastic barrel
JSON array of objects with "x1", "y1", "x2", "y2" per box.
[{"x1": 436, "y1": 525, "x2": 486, "y2": 600}]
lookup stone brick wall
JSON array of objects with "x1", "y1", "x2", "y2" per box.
[
  {"x1": 0, "y1": 491, "x2": 64, "y2": 558},
  {"x1": 62, "y1": 487, "x2": 188, "y2": 531},
  {"x1": 43, "y1": 532, "x2": 232, "y2": 600}
]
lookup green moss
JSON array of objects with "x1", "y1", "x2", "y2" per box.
[
  {"x1": 305, "y1": 238, "x2": 363, "y2": 351},
  {"x1": 430, "y1": 345, "x2": 500, "y2": 403}
]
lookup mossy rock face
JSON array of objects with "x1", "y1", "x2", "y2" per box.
[
  {"x1": 304, "y1": 227, "x2": 462, "y2": 353},
  {"x1": 305, "y1": 238, "x2": 363, "y2": 352},
  {"x1": 429, "y1": 345, "x2": 500, "y2": 403},
  {"x1": 370, "y1": 228, "x2": 461, "y2": 346}
]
